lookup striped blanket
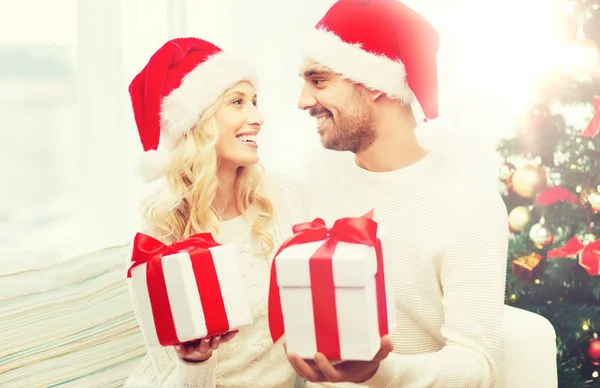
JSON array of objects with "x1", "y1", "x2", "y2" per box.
[{"x1": 0, "y1": 244, "x2": 146, "y2": 388}]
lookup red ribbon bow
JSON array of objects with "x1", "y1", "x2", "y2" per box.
[
  {"x1": 548, "y1": 236, "x2": 600, "y2": 276},
  {"x1": 534, "y1": 186, "x2": 578, "y2": 206},
  {"x1": 268, "y1": 214, "x2": 389, "y2": 360},
  {"x1": 128, "y1": 232, "x2": 229, "y2": 345},
  {"x1": 582, "y1": 95, "x2": 600, "y2": 138},
  {"x1": 127, "y1": 232, "x2": 218, "y2": 276}
]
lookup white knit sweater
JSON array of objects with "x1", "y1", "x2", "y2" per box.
[
  {"x1": 305, "y1": 148, "x2": 509, "y2": 388},
  {"x1": 124, "y1": 174, "x2": 310, "y2": 388}
]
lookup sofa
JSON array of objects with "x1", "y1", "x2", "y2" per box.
[{"x1": 0, "y1": 243, "x2": 558, "y2": 387}]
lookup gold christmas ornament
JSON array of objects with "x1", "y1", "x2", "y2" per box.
[
  {"x1": 566, "y1": 38, "x2": 600, "y2": 72},
  {"x1": 508, "y1": 206, "x2": 531, "y2": 232},
  {"x1": 529, "y1": 222, "x2": 554, "y2": 248},
  {"x1": 511, "y1": 164, "x2": 547, "y2": 198}
]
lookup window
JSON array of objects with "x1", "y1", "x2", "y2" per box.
[{"x1": 0, "y1": 0, "x2": 78, "y2": 253}]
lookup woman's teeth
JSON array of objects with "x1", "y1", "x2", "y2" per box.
[{"x1": 237, "y1": 135, "x2": 257, "y2": 143}]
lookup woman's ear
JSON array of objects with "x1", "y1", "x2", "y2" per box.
[{"x1": 369, "y1": 89, "x2": 384, "y2": 101}]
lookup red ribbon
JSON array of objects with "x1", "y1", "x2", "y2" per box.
[
  {"x1": 582, "y1": 95, "x2": 600, "y2": 138},
  {"x1": 268, "y1": 215, "x2": 389, "y2": 360},
  {"x1": 128, "y1": 232, "x2": 229, "y2": 345},
  {"x1": 548, "y1": 236, "x2": 600, "y2": 276},
  {"x1": 534, "y1": 186, "x2": 578, "y2": 206}
]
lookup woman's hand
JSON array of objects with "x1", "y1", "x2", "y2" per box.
[{"x1": 174, "y1": 330, "x2": 239, "y2": 363}]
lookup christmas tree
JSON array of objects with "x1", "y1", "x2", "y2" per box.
[{"x1": 496, "y1": 1, "x2": 600, "y2": 386}]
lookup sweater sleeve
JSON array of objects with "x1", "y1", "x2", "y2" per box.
[
  {"x1": 363, "y1": 192, "x2": 509, "y2": 388},
  {"x1": 123, "y1": 346, "x2": 218, "y2": 388}
]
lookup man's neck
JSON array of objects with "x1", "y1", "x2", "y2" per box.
[{"x1": 355, "y1": 112, "x2": 428, "y2": 173}]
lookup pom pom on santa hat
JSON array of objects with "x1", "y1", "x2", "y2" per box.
[
  {"x1": 301, "y1": 0, "x2": 440, "y2": 121},
  {"x1": 129, "y1": 37, "x2": 258, "y2": 182}
]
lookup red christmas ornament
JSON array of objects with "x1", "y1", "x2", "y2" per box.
[{"x1": 588, "y1": 338, "x2": 600, "y2": 365}]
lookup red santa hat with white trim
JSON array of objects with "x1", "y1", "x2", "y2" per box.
[
  {"x1": 302, "y1": 0, "x2": 440, "y2": 120},
  {"x1": 129, "y1": 37, "x2": 258, "y2": 182}
]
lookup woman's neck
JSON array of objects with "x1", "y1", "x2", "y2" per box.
[{"x1": 217, "y1": 166, "x2": 241, "y2": 221}]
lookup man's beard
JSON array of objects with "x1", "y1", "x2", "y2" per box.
[{"x1": 311, "y1": 93, "x2": 376, "y2": 154}]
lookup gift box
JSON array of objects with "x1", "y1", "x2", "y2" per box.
[
  {"x1": 127, "y1": 232, "x2": 252, "y2": 347},
  {"x1": 268, "y1": 215, "x2": 396, "y2": 361},
  {"x1": 512, "y1": 253, "x2": 543, "y2": 282}
]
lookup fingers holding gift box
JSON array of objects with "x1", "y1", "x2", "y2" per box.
[
  {"x1": 127, "y1": 232, "x2": 253, "y2": 348},
  {"x1": 174, "y1": 331, "x2": 239, "y2": 363},
  {"x1": 268, "y1": 215, "x2": 396, "y2": 362},
  {"x1": 286, "y1": 335, "x2": 395, "y2": 384}
]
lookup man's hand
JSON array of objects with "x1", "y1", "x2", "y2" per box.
[
  {"x1": 174, "y1": 330, "x2": 238, "y2": 363},
  {"x1": 286, "y1": 335, "x2": 394, "y2": 383}
]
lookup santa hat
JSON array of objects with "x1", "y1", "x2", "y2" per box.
[
  {"x1": 129, "y1": 37, "x2": 258, "y2": 182},
  {"x1": 301, "y1": 0, "x2": 440, "y2": 120}
]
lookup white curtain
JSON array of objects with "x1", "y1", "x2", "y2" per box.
[
  {"x1": 76, "y1": 0, "x2": 193, "y2": 258},
  {"x1": 62, "y1": 0, "x2": 345, "y2": 259},
  {"x1": 2, "y1": 0, "x2": 544, "y2": 263}
]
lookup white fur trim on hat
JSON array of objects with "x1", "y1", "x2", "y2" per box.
[
  {"x1": 302, "y1": 28, "x2": 414, "y2": 104},
  {"x1": 159, "y1": 51, "x2": 259, "y2": 148},
  {"x1": 137, "y1": 149, "x2": 171, "y2": 182}
]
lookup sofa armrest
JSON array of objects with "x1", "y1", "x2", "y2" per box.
[{"x1": 497, "y1": 305, "x2": 558, "y2": 388}]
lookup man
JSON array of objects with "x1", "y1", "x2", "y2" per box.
[{"x1": 287, "y1": 0, "x2": 509, "y2": 387}]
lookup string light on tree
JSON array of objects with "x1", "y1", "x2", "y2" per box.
[
  {"x1": 582, "y1": 232, "x2": 598, "y2": 245},
  {"x1": 499, "y1": 162, "x2": 516, "y2": 188},
  {"x1": 581, "y1": 189, "x2": 600, "y2": 214},
  {"x1": 499, "y1": 162, "x2": 516, "y2": 181},
  {"x1": 498, "y1": 162, "x2": 517, "y2": 193}
]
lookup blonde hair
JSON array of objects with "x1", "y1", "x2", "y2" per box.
[{"x1": 141, "y1": 91, "x2": 275, "y2": 255}]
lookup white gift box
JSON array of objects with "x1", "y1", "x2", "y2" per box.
[
  {"x1": 275, "y1": 226, "x2": 396, "y2": 361},
  {"x1": 129, "y1": 243, "x2": 253, "y2": 347}
]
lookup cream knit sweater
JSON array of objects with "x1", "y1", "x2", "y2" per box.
[
  {"x1": 124, "y1": 174, "x2": 310, "y2": 388},
  {"x1": 305, "y1": 149, "x2": 509, "y2": 388}
]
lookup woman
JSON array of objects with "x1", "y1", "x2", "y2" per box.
[{"x1": 124, "y1": 37, "x2": 309, "y2": 387}]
